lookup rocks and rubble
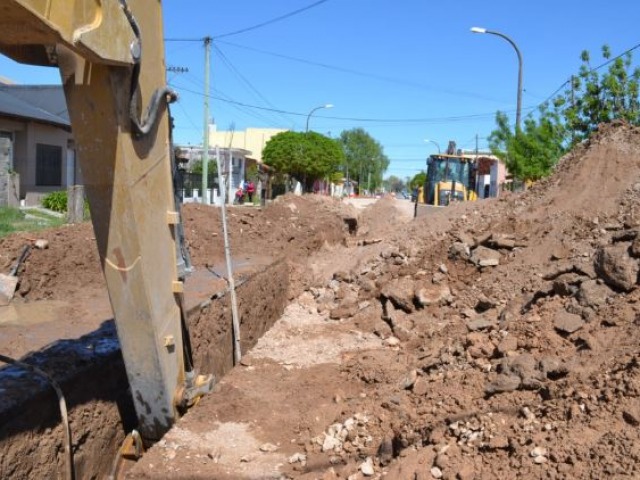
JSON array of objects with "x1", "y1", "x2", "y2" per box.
[{"x1": 6, "y1": 122, "x2": 640, "y2": 479}]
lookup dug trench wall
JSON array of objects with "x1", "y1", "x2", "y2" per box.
[{"x1": 0, "y1": 259, "x2": 290, "y2": 480}]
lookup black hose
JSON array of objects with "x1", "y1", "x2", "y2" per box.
[
  {"x1": 119, "y1": 0, "x2": 177, "y2": 137},
  {"x1": 0, "y1": 354, "x2": 74, "y2": 480}
]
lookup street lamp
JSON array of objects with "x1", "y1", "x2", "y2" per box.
[
  {"x1": 306, "y1": 104, "x2": 333, "y2": 132},
  {"x1": 471, "y1": 26, "x2": 523, "y2": 131},
  {"x1": 424, "y1": 139, "x2": 441, "y2": 154}
]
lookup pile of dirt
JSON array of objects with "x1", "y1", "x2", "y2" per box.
[
  {"x1": 275, "y1": 121, "x2": 640, "y2": 479},
  {"x1": 5, "y1": 121, "x2": 640, "y2": 479},
  {"x1": 0, "y1": 194, "x2": 356, "y2": 303}
]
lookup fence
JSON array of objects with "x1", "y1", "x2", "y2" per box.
[{"x1": 174, "y1": 171, "x2": 223, "y2": 203}]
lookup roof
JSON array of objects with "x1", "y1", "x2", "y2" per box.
[
  {"x1": 0, "y1": 85, "x2": 70, "y2": 129},
  {"x1": 429, "y1": 153, "x2": 500, "y2": 162}
]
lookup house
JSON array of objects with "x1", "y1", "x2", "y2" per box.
[
  {"x1": 174, "y1": 145, "x2": 252, "y2": 204},
  {"x1": 458, "y1": 149, "x2": 507, "y2": 198},
  {"x1": 0, "y1": 84, "x2": 78, "y2": 205},
  {"x1": 208, "y1": 125, "x2": 287, "y2": 164}
]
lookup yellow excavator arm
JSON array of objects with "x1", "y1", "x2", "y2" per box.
[{"x1": 0, "y1": 0, "x2": 212, "y2": 441}]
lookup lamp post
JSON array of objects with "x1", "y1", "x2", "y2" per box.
[
  {"x1": 471, "y1": 27, "x2": 523, "y2": 132},
  {"x1": 306, "y1": 103, "x2": 333, "y2": 132},
  {"x1": 424, "y1": 139, "x2": 441, "y2": 154}
]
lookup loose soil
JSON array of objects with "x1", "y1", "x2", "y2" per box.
[{"x1": 3, "y1": 121, "x2": 640, "y2": 479}]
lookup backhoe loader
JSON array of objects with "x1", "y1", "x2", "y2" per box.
[{"x1": 0, "y1": 0, "x2": 213, "y2": 443}]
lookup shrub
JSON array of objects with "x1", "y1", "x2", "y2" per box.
[{"x1": 42, "y1": 191, "x2": 67, "y2": 213}]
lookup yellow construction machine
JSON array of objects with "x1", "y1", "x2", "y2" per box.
[
  {"x1": 424, "y1": 144, "x2": 478, "y2": 206},
  {"x1": 0, "y1": 0, "x2": 213, "y2": 443}
]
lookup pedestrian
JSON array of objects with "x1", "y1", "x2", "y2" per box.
[
  {"x1": 246, "y1": 180, "x2": 256, "y2": 203},
  {"x1": 235, "y1": 186, "x2": 244, "y2": 205}
]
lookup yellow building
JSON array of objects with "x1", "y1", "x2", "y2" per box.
[{"x1": 208, "y1": 125, "x2": 287, "y2": 163}]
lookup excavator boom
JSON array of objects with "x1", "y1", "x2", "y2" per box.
[{"x1": 0, "y1": 0, "x2": 212, "y2": 441}]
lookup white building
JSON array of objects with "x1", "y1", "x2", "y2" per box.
[{"x1": 175, "y1": 145, "x2": 251, "y2": 204}]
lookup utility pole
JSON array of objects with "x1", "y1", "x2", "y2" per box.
[
  {"x1": 475, "y1": 134, "x2": 480, "y2": 198},
  {"x1": 201, "y1": 36, "x2": 212, "y2": 204},
  {"x1": 570, "y1": 75, "x2": 576, "y2": 145}
]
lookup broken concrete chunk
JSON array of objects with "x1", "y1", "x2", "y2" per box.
[
  {"x1": 486, "y1": 374, "x2": 521, "y2": 394},
  {"x1": 554, "y1": 311, "x2": 585, "y2": 334},
  {"x1": 594, "y1": 244, "x2": 639, "y2": 292},
  {"x1": 412, "y1": 377, "x2": 428, "y2": 396},
  {"x1": 491, "y1": 353, "x2": 544, "y2": 392},
  {"x1": 414, "y1": 283, "x2": 452, "y2": 307},
  {"x1": 329, "y1": 301, "x2": 359, "y2": 320},
  {"x1": 450, "y1": 242, "x2": 471, "y2": 260},
  {"x1": 466, "y1": 332, "x2": 496, "y2": 358},
  {"x1": 470, "y1": 246, "x2": 501, "y2": 267},
  {"x1": 489, "y1": 234, "x2": 517, "y2": 250},
  {"x1": 381, "y1": 277, "x2": 416, "y2": 313},
  {"x1": 360, "y1": 457, "x2": 375, "y2": 476},
  {"x1": 539, "y1": 356, "x2": 568, "y2": 379},
  {"x1": 497, "y1": 335, "x2": 518, "y2": 355},
  {"x1": 552, "y1": 273, "x2": 582, "y2": 297},
  {"x1": 576, "y1": 279, "x2": 612, "y2": 308}
]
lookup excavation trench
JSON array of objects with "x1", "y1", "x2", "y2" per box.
[{"x1": 0, "y1": 258, "x2": 290, "y2": 480}]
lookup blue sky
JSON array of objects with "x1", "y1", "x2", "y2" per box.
[{"x1": 2, "y1": 1, "x2": 640, "y2": 180}]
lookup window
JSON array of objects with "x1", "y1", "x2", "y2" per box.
[{"x1": 36, "y1": 144, "x2": 62, "y2": 186}]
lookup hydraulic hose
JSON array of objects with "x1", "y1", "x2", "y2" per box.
[{"x1": 119, "y1": 0, "x2": 177, "y2": 137}]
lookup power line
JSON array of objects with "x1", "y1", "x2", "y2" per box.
[
  {"x1": 214, "y1": 0, "x2": 331, "y2": 40},
  {"x1": 168, "y1": 83, "x2": 524, "y2": 124},
  {"x1": 213, "y1": 44, "x2": 302, "y2": 129},
  {"x1": 172, "y1": 78, "x2": 289, "y2": 128},
  {"x1": 174, "y1": 98, "x2": 200, "y2": 132},
  {"x1": 536, "y1": 41, "x2": 640, "y2": 108},
  {"x1": 215, "y1": 39, "x2": 507, "y2": 103},
  {"x1": 165, "y1": 1, "x2": 332, "y2": 42}
]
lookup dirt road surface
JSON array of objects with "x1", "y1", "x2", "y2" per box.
[{"x1": 3, "y1": 121, "x2": 640, "y2": 479}]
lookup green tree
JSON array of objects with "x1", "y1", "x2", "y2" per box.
[
  {"x1": 489, "y1": 106, "x2": 565, "y2": 181},
  {"x1": 190, "y1": 159, "x2": 218, "y2": 176},
  {"x1": 408, "y1": 171, "x2": 426, "y2": 190},
  {"x1": 489, "y1": 44, "x2": 640, "y2": 181},
  {"x1": 338, "y1": 128, "x2": 389, "y2": 193},
  {"x1": 554, "y1": 45, "x2": 640, "y2": 145},
  {"x1": 263, "y1": 131, "x2": 344, "y2": 190},
  {"x1": 383, "y1": 175, "x2": 405, "y2": 193}
]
